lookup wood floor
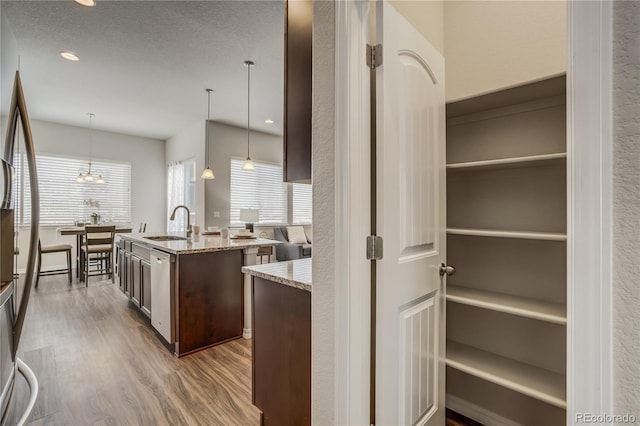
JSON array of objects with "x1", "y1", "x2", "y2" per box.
[
  {"x1": 8, "y1": 273, "x2": 480, "y2": 425},
  {"x1": 9, "y1": 273, "x2": 261, "y2": 425}
]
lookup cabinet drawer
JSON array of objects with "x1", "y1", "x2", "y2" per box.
[{"x1": 131, "y1": 243, "x2": 150, "y2": 261}]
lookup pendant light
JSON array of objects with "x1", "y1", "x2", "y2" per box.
[
  {"x1": 242, "y1": 60, "x2": 255, "y2": 171},
  {"x1": 76, "y1": 113, "x2": 105, "y2": 184},
  {"x1": 201, "y1": 88, "x2": 215, "y2": 179}
]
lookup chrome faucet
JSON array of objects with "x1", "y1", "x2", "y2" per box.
[{"x1": 170, "y1": 205, "x2": 192, "y2": 239}]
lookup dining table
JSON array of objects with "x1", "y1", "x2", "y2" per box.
[{"x1": 57, "y1": 225, "x2": 133, "y2": 278}]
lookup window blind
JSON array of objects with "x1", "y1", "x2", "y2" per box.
[
  {"x1": 20, "y1": 154, "x2": 131, "y2": 225},
  {"x1": 11, "y1": 153, "x2": 22, "y2": 223},
  {"x1": 230, "y1": 158, "x2": 286, "y2": 224},
  {"x1": 292, "y1": 183, "x2": 312, "y2": 224}
]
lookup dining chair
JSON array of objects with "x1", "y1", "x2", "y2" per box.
[
  {"x1": 35, "y1": 240, "x2": 72, "y2": 288},
  {"x1": 81, "y1": 225, "x2": 116, "y2": 286}
]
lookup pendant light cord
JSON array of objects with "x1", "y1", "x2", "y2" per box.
[
  {"x1": 88, "y1": 113, "x2": 94, "y2": 173},
  {"x1": 206, "y1": 89, "x2": 212, "y2": 168},
  {"x1": 246, "y1": 62, "x2": 251, "y2": 158}
]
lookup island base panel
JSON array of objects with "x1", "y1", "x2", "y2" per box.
[
  {"x1": 252, "y1": 277, "x2": 311, "y2": 426},
  {"x1": 177, "y1": 250, "x2": 244, "y2": 355}
]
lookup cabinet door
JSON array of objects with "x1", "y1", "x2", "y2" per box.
[
  {"x1": 131, "y1": 256, "x2": 141, "y2": 307},
  {"x1": 283, "y1": 0, "x2": 312, "y2": 183},
  {"x1": 141, "y1": 259, "x2": 151, "y2": 317},
  {"x1": 118, "y1": 248, "x2": 126, "y2": 294},
  {"x1": 123, "y1": 252, "x2": 132, "y2": 297}
]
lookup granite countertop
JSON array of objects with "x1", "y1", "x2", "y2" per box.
[
  {"x1": 242, "y1": 258, "x2": 312, "y2": 292},
  {"x1": 121, "y1": 232, "x2": 281, "y2": 255}
]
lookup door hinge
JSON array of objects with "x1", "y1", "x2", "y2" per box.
[
  {"x1": 366, "y1": 44, "x2": 382, "y2": 69},
  {"x1": 366, "y1": 235, "x2": 383, "y2": 260}
]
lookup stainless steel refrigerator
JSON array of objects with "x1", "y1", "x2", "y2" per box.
[{"x1": 0, "y1": 71, "x2": 40, "y2": 425}]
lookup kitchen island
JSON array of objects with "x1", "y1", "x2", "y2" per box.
[
  {"x1": 118, "y1": 232, "x2": 279, "y2": 357},
  {"x1": 242, "y1": 258, "x2": 311, "y2": 426}
]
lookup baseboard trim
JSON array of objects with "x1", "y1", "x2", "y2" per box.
[
  {"x1": 242, "y1": 328, "x2": 252, "y2": 339},
  {"x1": 446, "y1": 394, "x2": 522, "y2": 426}
]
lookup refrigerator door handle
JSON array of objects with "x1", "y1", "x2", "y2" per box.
[{"x1": 4, "y1": 71, "x2": 40, "y2": 359}]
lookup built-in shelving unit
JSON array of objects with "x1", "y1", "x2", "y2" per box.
[{"x1": 445, "y1": 76, "x2": 567, "y2": 426}]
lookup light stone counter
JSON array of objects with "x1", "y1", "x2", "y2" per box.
[
  {"x1": 121, "y1": 232, "x2": 280, "y2": 255},
  {"x1": 242, "y1": 258, "x2": 312, "y2": 292}
]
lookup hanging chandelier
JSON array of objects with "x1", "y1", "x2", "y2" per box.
[
  {"x1": 242, "y1": 60, "x2": 255, "y2": 171},
  {"x1": 201, "y1": 88, "x2": 215, "y2": 179},
  {"x1": 76, "y1": 113, "x2": 105, "y2": 184}
]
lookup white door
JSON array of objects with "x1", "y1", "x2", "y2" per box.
[{"x1": 375, "y1": 1, "x2": 446, "y2": 425}]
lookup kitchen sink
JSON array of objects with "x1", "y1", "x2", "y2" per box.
[{"x1": 144, "y1": 235, "x2": 187, "y2": 241}]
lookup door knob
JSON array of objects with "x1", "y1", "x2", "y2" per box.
[{"x1": 439, "y1": 263, "x2": 455, "y2": 276}]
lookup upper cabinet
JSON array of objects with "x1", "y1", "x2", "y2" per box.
[{"x1": 283, "y1": 0, "x2": 312, "y2": 183}]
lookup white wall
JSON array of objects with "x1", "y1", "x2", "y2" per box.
[
  {"x1": 165, "y1": 119, "x2": 205, "y2": 229},
  {"x1": 389, "y1": 0, "x2": 444, "y2": 55},
  {"x1": 15, "y1": 119, "x2": 165, "y2": 271},
  {"x1": 204, "y1": 121, "x2": 282, "y2": 229},
  {"x1": 444, "y1": 0, "x2": 567, "y2": 101},
  {"x1": 612, "y1": 0, "x2": 640, "y2": 414},
  {"x1": 312, "y1": 0, "x2": 335, "y2": 423}
]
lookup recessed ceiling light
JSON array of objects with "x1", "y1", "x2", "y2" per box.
[
  {"x1": 75, "y1": 0, "x2": 96, "y2": 6},
  {"x1": 60, "y1": 51, "x2": 79, "y2": 61},
  {"x1": 265, "y1": 119, "x2": 274, "y2": 124}
]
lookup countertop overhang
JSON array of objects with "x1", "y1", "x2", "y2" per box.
[
  {"x1": 121, "y1": 232, "x2": 281, "y2": 255},
  {"x1": 242, "y1": 258, "x2": 311, "y2": 292}
]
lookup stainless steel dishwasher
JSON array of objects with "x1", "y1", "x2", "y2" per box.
[{"x1": 150, "y1": 249, "x2": 173, "y2": 344}]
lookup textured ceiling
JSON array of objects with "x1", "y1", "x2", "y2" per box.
[{"x1": 1, "y1": 0, "x2": 284, "y2": 140}]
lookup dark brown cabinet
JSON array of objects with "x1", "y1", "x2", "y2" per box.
[
  {"x1": 118, "y1": 242, "x2": 152, "y2": 318},
  {"x1": 252, "y1": 277, "x2": 310, "y2": 425},
  {"x1": 118, "y1": 242, "x2": 127, "y2": 295},
  {"x1": 141, "y1": 259, "x2": 151, "y2": 316},
  {"x1": 118, "y1": 236, "x2": 247, "y2": 357},
  {"x1": 283, "y1": 0, "x2": 312, "y2": 183},
  {"x1": 131, "y1": 256, "x2": 141, "y2": 307},
  {"x1": 176, "y1": 250, "x2": 243, "y2": 355},
  {"x1": 124, "y1": 252, "x2": 132, "y2": 298}
]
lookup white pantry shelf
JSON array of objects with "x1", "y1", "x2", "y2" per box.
[
  {"x1": 447, "y1": 285, "x2": 566, "y2": 325},
  {"x1": 446, "y1": 341, "x2": 566, "y2": 409},
  {"x1": 446, "y1": 228, "x2": 567, "y2": 241},
  {"x1": 447, "y1": 152, "x2": 566, "y2": 171}
]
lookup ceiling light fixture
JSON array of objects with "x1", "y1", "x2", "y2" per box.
[
  {"x1": 60, "y1": 51, "x2": 79, "y2": 61},
  {"x1": 265, "y1": 119, "x2": 274, "y2": 124},
  {"x1": 74, "y1": 0, "x2": 96, "y2": 6},
  {"x1": 201, "y1": 88, "x2": 215, "y2": 180},
  {"x1": 242, "y1": 60, "x2": 255, "y2": 171},
  {"x1": 76, "y1": 113, "x2": 105, "y2": 184}
]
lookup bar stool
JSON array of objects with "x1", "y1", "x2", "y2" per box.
[{"x1": 35, "y1": 240, "x2": 72, "y2": 288}]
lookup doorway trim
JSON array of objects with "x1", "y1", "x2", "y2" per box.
[
  {"x1": 330, "y1": 0, "x2": 614, "y2": 423},
  {"x1": 334, "y1": 1, "x2": 372, "y2": 424},
  {"x1": 566, "y1": 0, "x2": 613, "y2": 419}
]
